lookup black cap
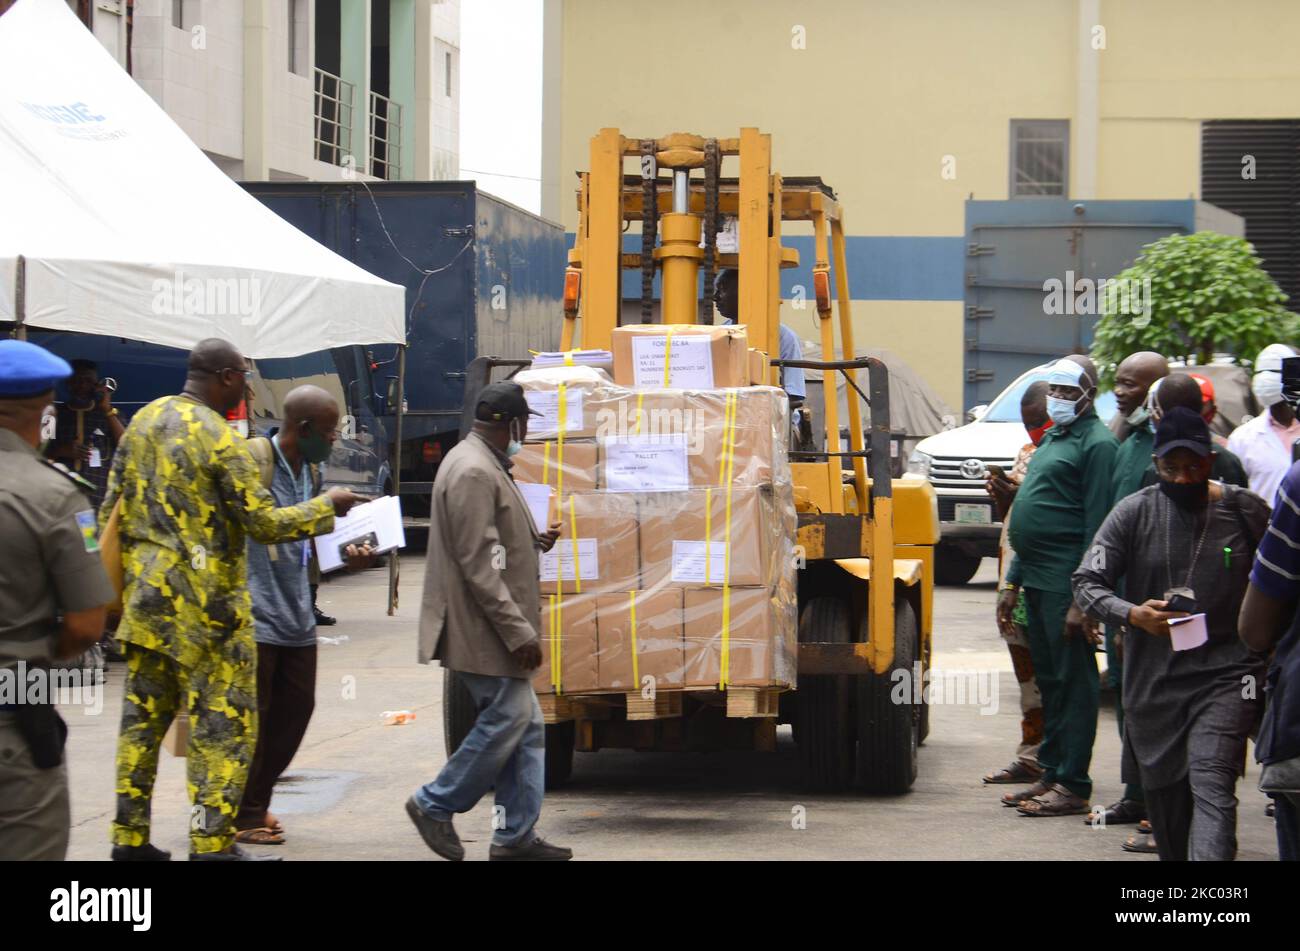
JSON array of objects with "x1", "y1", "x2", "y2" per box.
[
  {"x1": 474, "y1": 381, "x2": 540, "y2": 423},
  {"x1": 1153, "y1": 405, "x2": 1212, "y2": 458}
]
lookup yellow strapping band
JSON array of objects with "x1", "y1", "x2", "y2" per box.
[
  {"x1": 720, "y1": 390, "x2": 738, "y2": 689},
  {"x1": 662, "y1": 331, "x2": 674, "y2": 388},
  {"x1": 632, "y1": 392, "x2": 644, "y2": 434},
  {"x1": 564, "y1": 351, "x2": 575, "y2": 366},
  {"x1": 629, "y1": 590, "x2": 640, "y2": 688},
  {"x1": 704, "y1": 486, "x2": 713, "y2": 589},
  {"x1": 568, "y1": 494, "x2": 582, "y2": 594},
  {"x1": 549, "y1": 594, "x2": 563, "y2": 695},
  {"x1": 542, "y1": 441, "x2": 551, "y2": 487},
  {"x1": 555, "y1": 382, "x2": 567, "y2": 499}
]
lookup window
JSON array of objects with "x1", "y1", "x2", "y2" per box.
[
  {"x1": 288, "y1": 0, "x2": 308, "y2": 76},
  {"x1": 1010, "y1": 120, "x2": 1069, "y2": 197},
  {"x1": 445, "y1": 51, "x2": 452, "y2": 98}
]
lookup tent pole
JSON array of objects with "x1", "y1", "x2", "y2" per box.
[
  {"x1": 13, "y1": 255, "x2": 26, "y2": 341},
  {"x1": 387, "y1": 343, "x2": 406, "y2": 616}
]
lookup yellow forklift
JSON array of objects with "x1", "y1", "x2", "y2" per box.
[{"x1": 446, "y1": 129, "x2": 939, "y2": 792}]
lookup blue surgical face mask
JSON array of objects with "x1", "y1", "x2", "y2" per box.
[
  {"x1": 1126, "y1": 405, "x2": 1151, "y2": 428},
  {"x1": 1047, "y1": 395, "x2": 1081, "y2": 426},
  {"x1": 506, "y1": 439, "x2": 523, "y2": 457}
]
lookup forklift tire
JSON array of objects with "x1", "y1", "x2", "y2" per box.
[
  {"x1": 442, "y1": 669, "x2": 478, "y2": 758},
  {"x1": 545, "y1": 722, "x2": 576, "y2": 789},
  {"x1": 795, "y1": 596, "x2": 856, "y2": 792},
  {"x1": 856, "y1": 593, "x2": 921, "y2": 793},
  {"x1": 935, "y1": 545, "x2": 982, "y2": 586}
]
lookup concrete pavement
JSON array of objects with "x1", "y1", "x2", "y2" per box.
[{"x1": 63, "y1": 558, "x2": 1280, "y2": 860}]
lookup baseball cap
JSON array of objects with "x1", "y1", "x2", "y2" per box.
[
  {"x1": 474, "y1": 381, "x2": 540, "y2": 423},
  {"x1": 1153, "y1": 405, "x2": 1212, "y2": 458},
  {"x1": 1188, "y1": 372, "x2": 1215, "y2": 407}
]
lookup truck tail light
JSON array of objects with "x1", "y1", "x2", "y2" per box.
[{"x1": 422, "y1": 441, "x2": 442, "y2": 465}]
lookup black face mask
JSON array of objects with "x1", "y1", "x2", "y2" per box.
[{"x1": 1160, "y1": 480, "x2": 1209, "y2": 509}]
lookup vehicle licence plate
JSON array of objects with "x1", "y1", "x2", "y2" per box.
[{"x1": 953, "y1": 503, "x2": 992, "y2": 525}]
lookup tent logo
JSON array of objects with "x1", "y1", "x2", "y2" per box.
[
  {"x1": 151, "y1": 270, "x2": 264, "y2": 326},
  {"x1": 19, "y1": 100, "x2": 125, "y2": 141}
]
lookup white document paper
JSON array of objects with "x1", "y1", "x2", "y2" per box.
[
  {"x1": 1168, "y1": 613, "x2": 1209, "y2": 652},
  {"x1": 88, "y1": 447, "x2": 102, "y2": 468},
  {"x1": 316, "y1": 495, "x2": 405, "y2": 573},
  {"x1": 602, "y1": 434, "x2": 690, "y2": 492},
  {"x1": 524, "y1": 388, "x2": 583, "y2": 435},
  {"x1": 539, "y1": 538, "x2": 599, "y2": 583},
  {"x1": 671, "y1": 540, "x2": 728, "y2": 585},
  {"x1": 630, "y1": 335, "x2": 714, "y2": 389},
  {"x1": 516, "y1": 481, "x2": 554, "y2": 533}
]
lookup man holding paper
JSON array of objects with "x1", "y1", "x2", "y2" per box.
[
  {"x1": 407, "y1": 382, "x2": 569, "y2": 861},
  {"x1": 1072, "y1": 407, "x2": 1269, "y2": 860}
]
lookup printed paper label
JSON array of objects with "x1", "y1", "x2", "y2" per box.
[
  {"x1": 602, "y1": 434, "x2": 689, "y2": 492},
  {"x1": 539, "y1": 538, "x2": 599, "y2": 582},
  {"x1": 525, "y1": 388, "x2": 583, "y2": 434},
  {"x1": 515, "y1": 481, "x2": 553, "y2": 533},
  {"x1": 631, "y1": 335, "x2": 714, "y2": 389},
  {"x1": 671, "y1": 540, "x2": 729, "y2": 585}
]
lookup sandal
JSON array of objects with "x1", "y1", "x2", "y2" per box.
[
  {"x1": 1017, "y1": 783, "x2": 1090, "y2": 817},
  {"x1": 1001, "y1": 778, "x2": 1051, "y2": 807},
  {"x1": 265, "y1": 812, "x2": 285, "y2": 835},
  {"x1": 234, "y1": 827, "x2": 285, "y2": 846},
  {"x1": 984, "y1": 761, "x2": 1043, "y2": 785},
  {"x1": 1121, "y1": 831, "x2": 1158, "y2": 854}
]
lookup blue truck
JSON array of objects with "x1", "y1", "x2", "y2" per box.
[{"x1": 243, "y1": 181, "x2": 565, "y2": 517}]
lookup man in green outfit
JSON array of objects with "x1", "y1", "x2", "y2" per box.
[
  {"x1": 997, "y1": 355, "x2": 1118, "y2": 817},
  {"x1": 1094, "y1": 351, "x2": 1168, "y2": 830}
]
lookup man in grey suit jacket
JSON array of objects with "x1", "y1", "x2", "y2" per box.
[{"x1": 406, "y1": 382, "x2": 570, "y2": 861}]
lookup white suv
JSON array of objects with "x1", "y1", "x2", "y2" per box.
[{"x1": 908, "y1": 363, "x2": 1116, "y2": 584}]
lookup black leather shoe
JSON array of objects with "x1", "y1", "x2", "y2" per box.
[
  {"x1": 405, "y1": 797, "x2": 464, "y2": 861},
  {"x1": 1094, "y1": 798, "x2": 1147, "y2": 825},
  {"x1": 189, "y1": 844, "x2": 283, "y2": 862},
  {"x1": 489, "y1": 836, "x2": 573, "y2": 861},
  {"x1": 111, "y1": 843, "x2": 171, "y2": 861},
  {"x1": 313, "y1": 606, "x2": 337, "y2": 627}
]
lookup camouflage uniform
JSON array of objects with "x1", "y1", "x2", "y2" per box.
[{"x1": 102, "y1": 395, "x2": 333, "y2": 854}]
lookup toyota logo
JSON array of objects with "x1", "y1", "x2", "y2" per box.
[{"x1": 960, "y1": 458, "x2": 986, "y2": 480}]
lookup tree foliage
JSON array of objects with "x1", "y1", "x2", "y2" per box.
[{"x1": 1091, "y1": 231, "x2": 1300, "y2": 385}]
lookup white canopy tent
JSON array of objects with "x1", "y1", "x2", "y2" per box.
[{"x1": 0, "y1": 0, "x2": 406, "y2": 359}]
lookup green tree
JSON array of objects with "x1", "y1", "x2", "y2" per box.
[{"x1": 1091, "y1": 231, "x2": 1300, "y2": 385}]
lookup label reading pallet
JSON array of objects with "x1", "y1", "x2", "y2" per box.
[{"x1": 603, "y1": 434, "x2": 689, "y2": 492}]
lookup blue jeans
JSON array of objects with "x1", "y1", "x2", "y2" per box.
[{"x1": 414, "y1": 673, "x2": 545, "y2": 848}]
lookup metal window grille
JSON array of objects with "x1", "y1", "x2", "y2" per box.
[
  {"x1": 314, "y1": 67, "x2": 355, "y2": 169},
  {"x1": 369, "y1": 91, "x2": 403, "y2": 180},
  {"x1": 1010, "y1": 120, "x2": 1069, "y2": 197}
]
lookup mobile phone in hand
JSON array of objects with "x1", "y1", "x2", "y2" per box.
[
  {"x1": 986, "y1": 464, "x2": 1006, "y2": 481},
  {"x1": 1165, "y1": 593, "x2": 1198, "y2": 614}
]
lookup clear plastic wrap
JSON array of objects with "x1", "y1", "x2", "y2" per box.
[{"x1": 522, "y1": 364, "x2": 797, "y2": 698}]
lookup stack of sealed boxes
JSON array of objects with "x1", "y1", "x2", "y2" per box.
[{"x1": 513, "y1": 324, "x2": 798, "y2": 700}]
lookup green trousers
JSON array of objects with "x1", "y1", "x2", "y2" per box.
[
  {"x1": 1023, "y1": 588, "x2": 1098, "y2": 800},
  {"x1": 112, "y1": 642, "x2": 257, "y2": 854}
]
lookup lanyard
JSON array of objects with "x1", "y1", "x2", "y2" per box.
[
  {"x1": 272, "y1": 434, "x2": 313, "y2": 565},
  {"x1": 1164, "y1": 493, "x2": 1212, "y2": 594}
]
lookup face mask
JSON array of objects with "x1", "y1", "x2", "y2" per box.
[
  {"x1": 1253, "y1": 370, "x2": 1283, "y2": 409},
  {"x1": 298, "y1": 423, "x2": 332, "y2": 464},
  {"x1": 1026, "y1": 420, "x2": 1053, "y2": 446},
  {"x1": 1126, "y1": 404, "x2": 1151, "y2": 427},
  {"x1": 1160, "y1": 479, "x2": 1209, "y2": 509},
  {"x1": 1047, "y1": 395, "x2": 1084, "y2": 427},
  {"x1": 505, "y1": 419, "x2": 523, "y2": 457}
]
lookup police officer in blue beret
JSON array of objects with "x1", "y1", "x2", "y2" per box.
[{"x1": 0, "y1": 339, "x2": 117, "y2": 861}]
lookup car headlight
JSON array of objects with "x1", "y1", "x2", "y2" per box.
[{"x1": 907, "y1": 450, "x2": 933, "y2": 479}]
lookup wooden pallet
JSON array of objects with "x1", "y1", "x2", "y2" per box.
[
  {"x1": 626, "y1": 690, "x2": 684, "y2": 721},
  {"x1": 725, "y1": 687, "x2": 781, "y2": 718}
]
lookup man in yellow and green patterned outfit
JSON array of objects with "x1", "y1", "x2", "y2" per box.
[{"x1": 104, "y1": 338, "x2": 361, "y2": 862}]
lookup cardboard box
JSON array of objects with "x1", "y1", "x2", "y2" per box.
[
  {"x1": 535, "y1": 593, "x2": 599, "y2": 694},
  {"x1": 593, "y1": 386, "x2": 787, "y2": 489},
  {"x1": 612, "y1": 324, "x2": 749, "y2": 390},
  {"x1": 162, "y1": 713, "x2": 189, "y2": 757},
  {"x1": 749, "y1": 348, "x2": 770, "y2": 386},
  {"x1": 638, "y1": 487, "x2": 777, "y2": 591},
  {"x1": 513, "y1": 441, "x2": 598, "y2": 492},
  {"x1": 540, "y1": 491, "x2": 640, "y2": 595},
  {"x1": 517, "y1": 367, "x2": 609, "y2": 439},
  {"x1": 682, "y1": 586, "x2": 797, "y2": 688},
  {"x1": 596, "y1": 590, "x2": 685, "y2": 691}
]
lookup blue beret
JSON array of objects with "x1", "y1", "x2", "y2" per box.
[{"x1": 0, "y1": 340, "x2": 72, "y2": 398}]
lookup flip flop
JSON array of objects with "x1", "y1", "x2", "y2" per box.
[
  {"x1": 1121, "y1": 831, "x2": 1158, "y2": 854},
  {"x1": 1017, "y1": 784, "x2": 1090, "y2": 817},
  {"x1": 235, "y1": 827, "x2": 285, "y2": 846},
  {"x1": 265, "y1": 812, "x2": 285, "y2": 834}
]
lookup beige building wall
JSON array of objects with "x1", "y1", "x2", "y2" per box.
[{"x1": 551, "y1": 0, "x2": 1300, "y2": 413}]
